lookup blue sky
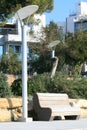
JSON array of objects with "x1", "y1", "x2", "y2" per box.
[{"x1": 45, "y1": 0, "x2": 87, "y2": 24}]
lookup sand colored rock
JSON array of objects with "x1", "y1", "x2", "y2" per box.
[
  {"x1": 0, "y1": 98, "x2": 87, "y2": 121},
  {"x1": 76, "y1": 99, "x2": 87, "y2": 109},
  {"x1": 69, "y1": 99, "x2": 87, "y2": 118},
  {"x1": 0, "y1": 98, "x2": 22, "y2": 121},
  {"x1": 0, "y1": 98, "x2": 22, "y2": 109},
  {"x1": 0, "y1": 109, "x2": 12, "y2": 121}
]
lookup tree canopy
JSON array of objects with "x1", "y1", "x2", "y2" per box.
[
  {"x1": 64, "y1": 31, "x2": 87, "y2": 65},
  {"x1": 0, "y1": 0, "x2": 53, "y2": 22},
  {"x1": 29, "y1": 21, "x2": 62, "y2": 55},
  {"x1": 29, "y1": 21, "x2": 62, "y2": 74},
  {"x1": 55, "y1": 30, "x2": 87, "y2": 75},
  {"x1": 44, "y1": 21, "x2": 62, "y2": 43}
]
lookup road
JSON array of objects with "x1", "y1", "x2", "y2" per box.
[{"x1": 0, "y1": 118, "x2": 87, "y2": 130}]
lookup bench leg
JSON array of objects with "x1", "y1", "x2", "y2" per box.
[
  {"x1": 76, "y1": 115, "x2": 80, "y2": 120},
  {"x1": 65, "y1": 115, "x2": 79, "y2": 120},
  {"x1": 49, "y1": 116, "x2": 54, "y2": 121},
  {"x1": 50, "y1": 116, "x2": 63, "y2": 121}
]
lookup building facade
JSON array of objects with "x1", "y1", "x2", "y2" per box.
[
  {"x1": 66, "y1": 1, "x2": 87, "y2": 33},
  {"x1": 0, "y1": 14, "x2": 46, "y2": 59},
  {"x1": 57, "y1": 1, "x2": 87, "y2": 75}
]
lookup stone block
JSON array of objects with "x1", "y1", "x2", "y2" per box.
[
  {"x1": 0, "y1": 98, "x2": 22, "y2": 109},
  {"x1": 0, "y1": 109, "x2": 11, "y2": 122}
]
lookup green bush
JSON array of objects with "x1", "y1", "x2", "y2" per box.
[
  {"x1": 11, "y1": 73, "x2": 49, "y2": 96},
  {"x1": 46, "y1": 72, "x2": 87, "y2": 99},
  {"x1": 11, "y1": 78, "x2": 22, "y2": 96},
  {"x1": 0, "y1": 73, "x2": 12, "y2": 97},
  {"x1": 11, "y1": 72, "x2": 87, "y2": 99},
  {"x1": 27, "y1": 73, "x2": 49, "y2": 95}
]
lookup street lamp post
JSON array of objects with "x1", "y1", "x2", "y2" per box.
[
  {"x1": 15, "y1": 5, "x2": 38, "y2": 122},
  {"x1": 48, "y1": 40, "x2": 60, "y2": 78}
]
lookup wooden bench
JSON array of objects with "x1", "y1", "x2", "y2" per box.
[{"x1": 33, "y1": 93, "x2": 80, "y2": 121}]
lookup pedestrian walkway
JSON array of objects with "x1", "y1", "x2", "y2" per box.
[{"x1": 0, "y1": 118, "x2": 87, "y2": 130}]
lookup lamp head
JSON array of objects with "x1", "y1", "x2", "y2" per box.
[
  {"x1": 15, "y1": 5, "x2": 39, "y2": 20},
  {"x1": 48, "y1": 40, "x2": 60, "y2": 49}
]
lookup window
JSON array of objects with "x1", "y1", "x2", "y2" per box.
[
  {"x1": 9, "y1": 45, "x2": 21, "y2": 53},
  {"x1": 0, "y1": 46, "x2": 3, "y2": 56}
]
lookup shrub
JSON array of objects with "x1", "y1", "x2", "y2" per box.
[
  {"x1": 11, "y1": 72, "x2": 87, "y2": 99},
  {"x1": 11, "y1": 73, "x2": 49, "y2": 96},
  {"x1": 11, "y1": 78, "x2": 22, "y2": 96},
  {"x1": 0, "y1": 73, "x2": 12, "y2": 97},
  {"x1": 27, "y1": 73, "x2": 49, "y2": 95},
  {"x1": 46, "y1": 72, "x2": 87, "y2": 99}
]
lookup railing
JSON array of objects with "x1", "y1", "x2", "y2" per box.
[{"x1": 0, "y1": 28, "x2": 18, "y2": 35}]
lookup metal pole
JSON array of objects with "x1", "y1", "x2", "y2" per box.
[
  {"x1": 52, "y1": 50, "x2": 55, "y2": 58},
  {"x1": 22, "y1": 25, "x2": 28, "y2": 120}
]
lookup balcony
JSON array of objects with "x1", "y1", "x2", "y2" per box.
[{"x1": 0, "y1": 28, "x2": 18, "y2": 35}]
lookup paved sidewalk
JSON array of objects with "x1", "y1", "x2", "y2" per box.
[{"x1": 0, "y1": 118, "x2": 87, "y2": 130}]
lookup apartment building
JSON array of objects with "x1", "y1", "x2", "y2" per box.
[
  {"x1": 66, "y1": 1, "x2": 87, "y2": 33},
  {"x1": 0, "y1": 14, "x2": 46, "y2": 59},
  {"x1": 57, "y1": 1, "x2": 87, "y2": 75}
]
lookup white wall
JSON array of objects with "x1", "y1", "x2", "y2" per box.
[
  {"x1": 66, "y1": 16, "x2": 75, "y2": 33},
  {"x1": 33, "y1": 14, "x2": 46, "y2": 32},
  {"x1": 29, "y1": 14, "x2": 46, "y2": 42},
  {"x1": 76, "y1": 2, "x2": 87, "y2": 15}
]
